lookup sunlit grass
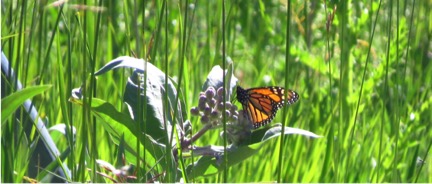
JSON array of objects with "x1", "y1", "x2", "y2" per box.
[{"x1": 1, "y1": 0, "x2": 431, "y2": 183}]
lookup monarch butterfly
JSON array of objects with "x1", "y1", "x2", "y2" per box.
[{"x1": 236, "y1": 86, "x2": 299, "y2": 129}]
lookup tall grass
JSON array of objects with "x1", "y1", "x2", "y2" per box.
[{"x1": 1, "y1": 0, "x2": 431, "y2": 182}]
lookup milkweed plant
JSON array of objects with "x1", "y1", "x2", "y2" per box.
[{"x1": 70, "y1": 56, "x2": 321, "y2": 182}]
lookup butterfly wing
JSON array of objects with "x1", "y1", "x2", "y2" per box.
[{"x1": 237, "y1": 86, "x2": 299, "y2": 128}]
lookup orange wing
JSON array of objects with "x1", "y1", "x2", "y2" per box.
[{"x1": 237, "y1": 86, "x2": 299, "y2": 129}]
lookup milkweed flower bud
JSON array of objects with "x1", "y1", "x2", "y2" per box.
[
  {"x1": 190, "y1": 107, "x2": 200, "y2": 116},
  {"x1": 209, "y1": 99, "x2": 217, "y2": 108},
  {"x1": 217, "y1": 87, "x2": 224, "y2": 97},
  {"x1": 204, "y1": 106, "x2": 212, "y2": 115},
  {"x1": 224, "y1": 110, "x2": 231, "y2": 117},
  {"x1": 198, "y1": 101, "x2": 207, "y2": 111},
  {"x1": 210, "y1": 111, "x2": 220, "y2": 118},
  {"x1": 205, "y1": 87, "x2": 216, "y2": 99},
  {"x1": 201, "y1": 115, "x2": 209, "y2": 124}
]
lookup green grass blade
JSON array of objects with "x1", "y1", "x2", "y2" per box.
[{"x1": 1, "y1": 85, "x2": 52, "y2": 124}]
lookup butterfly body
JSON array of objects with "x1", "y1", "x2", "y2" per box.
[{"x1": 236, "y1": 86, "x2": 299, "y2": 129}]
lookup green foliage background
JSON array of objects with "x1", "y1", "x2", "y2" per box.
[{"x1": 1, "y1": 0, "x2": 431, "y2": 182}]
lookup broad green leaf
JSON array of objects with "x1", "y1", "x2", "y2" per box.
[
  {"x1": 1, "y1": 85, "x2": 52, "y2": 125},
  {"x1": 70, "y1": 97, "x2": 165, "y2": 168},
  {"x1": 187, "y1": 126, "x2": 321, "y2": 179},
  {"x1": 95, "y1": 56, "x2": 184, "y2": 146},
  {"x1": 187, "y1": 143, "x2": 262, "y2": 179},
  {"x1": 261, "y1": 126, "x2": 322, "y2": 141}
]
